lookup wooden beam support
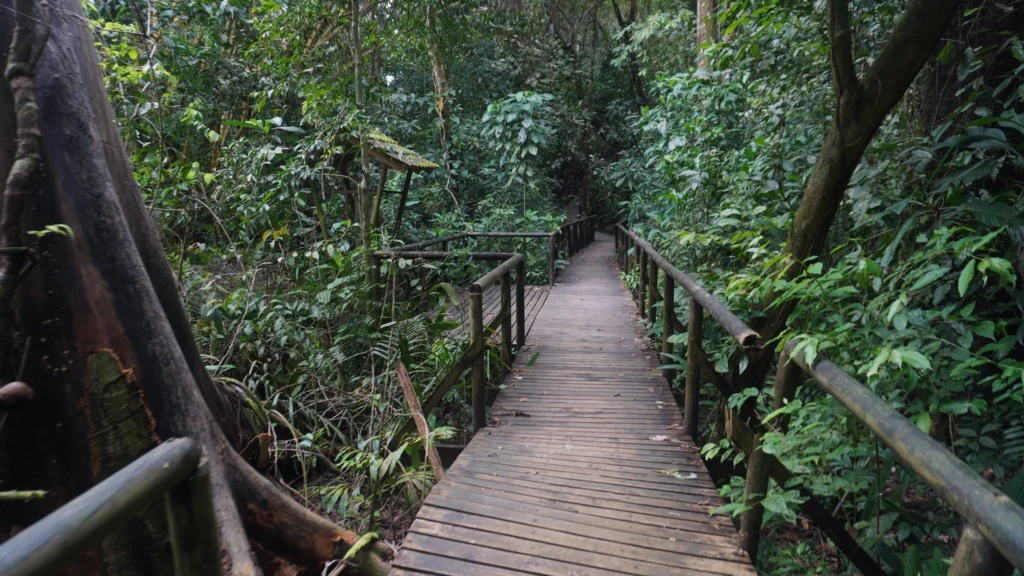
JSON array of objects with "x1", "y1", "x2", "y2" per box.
[
  {"x1": 392, "y1": 170, "x2": 414, "y2": 237},
  {"x1": 683, "y1": 298, "x2": 703, "y2": 437},
  {"x1": 370, "y1": 162, "x2": 389, "y2": 230}
]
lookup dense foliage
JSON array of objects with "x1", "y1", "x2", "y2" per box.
[{"x1": 85, "y1": 0, "x2": 1023, "y2": 572}]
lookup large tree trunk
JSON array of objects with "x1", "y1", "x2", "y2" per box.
[
  {"x1": 750, "y1": 0, "x2": 960, "y2": 381},
  {"x1": 0, "y1": 1, "x2": 389, "y2": 574}
]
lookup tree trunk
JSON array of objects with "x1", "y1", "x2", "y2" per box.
[
  {"x1": 424, "y1": 4, "x2": 457, "y2": 200},
  {"x1": 751, "y1": 0, "x2": 960, "y2": 382},
  {"x1": 351, "y1": 0, "x2": 375, "y2": 282},
  {"x1": 0, "y1": 1, "x2": 389, "y2": 574},
  {"x1": 696, "y1": 0, "x2": 717, "y2": 71},
  {"x1": 611, "y1": 0, "x2": 646, "y2": 108}
]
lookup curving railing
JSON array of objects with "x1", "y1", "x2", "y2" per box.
[
  {"x1": 0, "y1": 438, "x2": 220, "y2": 576},
  {"x1": 615, "y1": 223, "x2": 1024, "y2": 575},
  {"x1": 374, "y1": 215, "x2": 597, "y2": 286}
]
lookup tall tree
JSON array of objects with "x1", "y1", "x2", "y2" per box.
[
  {"x1": 611, "y1": 0, "x2": 647, "y2": 108},
  {"x1": 423, "y1": 3, "x2": 457, "y2": 199},
  {"x1": 696, "y1": 0, "x2": 717, "y2": 71},
  {"x1": 751, "y1": 0, "x2": 960, "y2": 380},
  {"x1": 0, "y1": 0, "x2": 389, "y2": 573},
  {"x1": 351, "y1": 0, "x2": 376, "y2": 280}
]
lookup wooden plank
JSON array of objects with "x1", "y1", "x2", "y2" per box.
[{"x1": 395, "y1": 233, "x2": 753, "y2": 574}]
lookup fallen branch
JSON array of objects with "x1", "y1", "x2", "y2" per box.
[{"x1": 396, "y1": 361, "x2": 444, "y2": 482}]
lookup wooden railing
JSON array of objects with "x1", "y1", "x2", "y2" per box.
[
  {"x1": 375, "y1": 216, "x2": 597, "y2": 286},
  {"x1": 384, "y1": 218, "x2": 597, "y2": 448},
  {"x1": 615, "y1": 224, "x2": 1024, "y2": 574},
  {"x1": 0, "y1": 438, "x2": 220, "y2": 576}
]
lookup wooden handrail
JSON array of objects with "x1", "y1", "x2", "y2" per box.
[
  {"x1": 389, "y1": 253, "x2": 530, "y2": 448},
  {"x1": 0, "y1": 438, "x2": 220, "y2": 576},
  {"x1": 614, "y1": 223, "x2": 1024, "y2": 574}
]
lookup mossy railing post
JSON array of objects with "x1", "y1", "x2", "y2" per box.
[
  {"x1": 165, "y1": 460, "x2": 222, "y2": 576},
  {"x1": 739, "y1": 350, "x2": 802, "y2": 559},
  {"x1": 516, "y1": 258, "x2": 526, "y2": 350},
  {"x1": 647, "y1": 260, "x2": 658, "y2": 325},
  {"x1": 470, "y1": 288, "x2": 485, "y2": 431},
  {"x1": 638, "y1": 251, "x2": 647, "y2": 317},
  {"x1": 500, "y1": 271, "x2": 513, "y2": 371},
  {"x1": 661, "y1": 274, "x2": 675, "y2": 385},
  {"x1": 548, "y1": 233, "x2": 557, "y2": 286},
  {"x1": 683, "y1": 298, "x2": 703, "y2": 437}
]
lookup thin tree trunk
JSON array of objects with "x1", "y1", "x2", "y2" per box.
[
  {"x1": 351, "y1": 0, "x2": 374, "y2": 282},
  {"x1": 424, "y1": 4, "x2": 456, "y2": 200}
]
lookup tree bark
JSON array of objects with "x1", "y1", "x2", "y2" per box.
[
  {"x1": 423, "y1": 3, "x2": 456, "y2": 199},
  {"x1": 611, "y1": 0, "x2": 646, "y2": 108},
  {"x1": 351, "y1": 0, "x2": 375, "y2": 282},
  {"x1": 0, "y1": 1, "x2": 390, "y2": 573},
  {"x1": 696, "y1": 0, "x2": 717, "y2": 71},
  {"x1": 751, "y1": 0, "x2": 960, "y2": 381}
]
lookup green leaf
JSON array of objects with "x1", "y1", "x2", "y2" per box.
[
  {"x1": 908, "y1": 266, "x2": 950, "y2": 291},
  {"x1": 914, "y1": 412, "x2": 931, "y2": 434},
  {"x1": 958, "y1": 259, "x2": 976, "y2": 297},
  {"x1": 526, "y1": 353, "x2": 539, "y2": 366},
  {"x1": 973, "y1": 320, "x2": 995, "y2": 340},
  {"x1": 806, "y1": 262, "x2": 823, "y2": 275},
  {"x1": 898, "y1": 349, "x2": 932, "y2": 371}
]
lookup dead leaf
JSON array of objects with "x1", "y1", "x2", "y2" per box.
[
  {"x1": 698, "y1": 500, "x2": 711, "y2": 506},
  {"x1": 666, "y1": 423, "x2": 682, "y2": 430},
  {"x1": 519, "y1": 398, "x2": 528, "y2": 402},
  {"x1": 648, "y1": 387, "x2": 655, "y2": 393},
  {"x1": 649, "y1": 435, "x2": 671, "y2": 441}
]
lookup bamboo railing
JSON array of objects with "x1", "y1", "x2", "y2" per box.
[{"x1": 615, "y1": 223, "x2": 1024, "y2": 575}]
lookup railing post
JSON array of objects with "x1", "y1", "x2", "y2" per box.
[
  {"x1": 949, "y1": 524, "x2": 1015, "y2": 576},
  {"x1": 500, "y1": 271, "x2": 513, "y2": 371},
  {"x1": 738, "y1": 351, "x2": 801, "y2": 560},
  {"x1": 647, "y1": 260, "x2": 658, "y2": 325},
  {"x1": 371, "y1": 254, "x2": 381, "y2": 302},
  {"x1": 661, "y1": 274, "x2": 675, "y2": 385},
  {"x1": 548, "y1": 234, "x2": 557, "y2": 286},
  {"x1": 470, "y1": 288, "x2": 485, "y2": 431},
  {"x1": 683, "y1": 297, "x2": 703, "y2": 437},
  {"x1": 568, "y1": 226, "x2": 575, "y2": 257},
  {"x1": 165, "y1": 460, "x2": 223, "y2": 576},
  {"x1": 638, "y1": 250, "x2": 647, "y2": 314},
  {"x1": 516, "y1": 258, "x2": 526, "y2": 350}
]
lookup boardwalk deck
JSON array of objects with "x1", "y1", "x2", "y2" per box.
[
  {"x1": 444, "y1": 284, "x2": 550, "y2": 344},
  {"x1": 392, "y1": 233, "x2": 755, "y2": 576}
]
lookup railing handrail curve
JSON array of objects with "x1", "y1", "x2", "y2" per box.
[{"x1": 615, "y1": 222, "x2": 1024, "y2": 573}]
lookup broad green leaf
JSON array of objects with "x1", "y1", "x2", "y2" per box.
[
  {"x1": 973, "y1": 320, "x2": 995, "y2": 339},
  {"x1": 908, "y1": 266, "x2": 949, "y2": 291},
  {"x1": 898, "y1": 349, "x2": 932, "y2": 371},
  {"x1": 958, "y1": 259, "x2": 976, "y2": 297},
  {"x1": 914, "y1": 412, "x2": 931, "y2": 434}
]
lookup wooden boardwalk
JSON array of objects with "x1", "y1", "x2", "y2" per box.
[
  {"x1": 393, "y1": 233, "x2": 755, "y2": 576},
  {"x1": 444, "y1": 284, "x2": 550, "y2": 344}
]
